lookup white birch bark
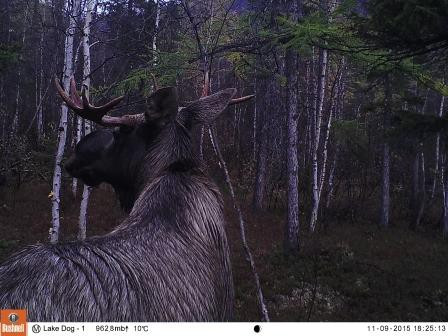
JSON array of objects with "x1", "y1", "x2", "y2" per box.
[
  {"x1": 285, "y1": 46, "x2": 300, "y2": 251},
  {"x1": 441, "y1": 153, "x2": 448, "y2": 238},
  {"x1": 431, "y1": 95, "x2": 445, "y2": 198},
  {"x1": 78, "y1": 0, "x2": 96, "y2": 241},
  {"x1": 415, "y1": 151, "x2": 426, "y2": 228},
  {"x1": 152, "y1": 0, "x2": 160, "y2": 70},
  {"x1": 326, "y1": 149, "x2": 338, "y2": 208},
  {"x1": 309, "y1": 48, "x2": 328, "y2": 232},
  {"x1": 380, "y1": 143, "x2": 390, "y2": 227},
  {"x1": 380, "y1": 76, "x2": 392, "y2": 228},
  {"x1": 71, "y1": 115, "x2": 82, "y2": 197},
  {"x1": 318, "y1": 58, "x2": 345, "y2": 202},
  {"x1": 50, "y1": 0, "x2": 81, "y2": 243}
]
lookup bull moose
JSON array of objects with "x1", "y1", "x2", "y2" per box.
[{"x1": 0, "y1": 78, "x2": 253, "y2": 321}]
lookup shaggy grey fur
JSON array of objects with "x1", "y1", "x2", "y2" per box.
[{"x1": 0, "y1": 88, "x2": 236, "y2": 322}]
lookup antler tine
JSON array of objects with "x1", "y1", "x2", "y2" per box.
[
  {"x1": 80, "y1": 89, "x2": 125, "y2": 123},
  {"x1": 70, "y1": 77, "x2": 83, "y2": 107},
  {"x1": 54, "y1": 76, "x2": 82, "y2": 111},
  {"x1": 201, "y1": 71, "x2": 210, "y2": 98},
  {"x1": 198, "y1": 71, "x2": 254, "y2": 104},
  {"x1": 229, "y1": 95, "x2": 255, "y2": 105},
  {"x1": 55, "y1": 76, "x2": 126, "y2": 125}
]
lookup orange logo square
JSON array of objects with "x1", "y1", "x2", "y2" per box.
[{"x1": 0, "y1": 310, "x2": 27, "y2": 336}]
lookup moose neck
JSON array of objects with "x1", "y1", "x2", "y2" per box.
[
  {"x1": 142, "y1": 120, "x2": 197, "y2": 182},
  {"x1": 114, "y1": 121, "x2": 198, "y2": 214}
]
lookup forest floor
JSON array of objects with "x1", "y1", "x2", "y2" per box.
[{"x1": 0, "y1": 179, "x2": 448, "y2": 321}]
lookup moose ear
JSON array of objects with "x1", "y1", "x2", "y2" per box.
[
  {"x1": 145, "y1": 87, "x2": 179, "y2": 122},
  {"x1": 178, "y1": 88, "x2": 237, "y2": 129}
]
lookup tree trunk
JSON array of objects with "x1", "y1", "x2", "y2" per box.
[
  {"x1": 380, "y1": 75, "x2": 392, "y2": 228},
  {"x1": 415, "y1": 151, "x2": 426, "y2": 228},
  {"x1": 309, "y1": 48, "x2": 328, "y2": 232},
  {"x1": 252, "y1": 77, "x2": 268, "y2": 210},
  {"x1": 431, "y1": 94, "x2": 445, "y2": 198},
  {"x1": 441, "y1": 152, "x2": 448, "y2": 238},
  {"x1": 152, "y1": 0, "x2": 160, "y2": 70},
  {"x1": 50, "y1": 0, "x2": 81, "y2": 243},
  {"x1": 11, "y1": 4, "x2": 31, "y2": 140},
  {"x1": 36, "y1": 3, "x2": 45, "y2": 143},
  {"x1": 410, "y1": 89, "x2": 429, "y2": 230},
  {"x1": 252, "y1": 73, "x2": 257, "y2": 162},
  {"x1": 284, "y1": 0, "x2": 301, "y2": 252},
  {"x1": 285, "y1": 48, "x2": 300, "y2": 252},
  {"x1": 78, "y1": 0, "x2": 96, "y2": 241},
  {"x1": 318, "y1": 57, "x2": 345, "y2": 202}
]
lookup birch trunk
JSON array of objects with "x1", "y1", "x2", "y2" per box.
[
  {"x1": 326, "y1": 148, "x2": 338, "y2": 208},
  {"x1": 50, "y1": 0, "x2": 81, "y2": 243},
  {"x1": 431, "y1": 95, "x2": 445, "y2": 198},
  {"x1": 285, "y1": 47, "x2": 300, "y2": 252},
  {"x1": 78, "y1": 0, "x2": 96, "y2": 241},
  {"x1": 318, "y1": 58, "x2": 345, "y2": 201},
  {"x1": 309, "y1": 48, "x2": 328, "y2": 232},
  {"x1": 441, "y1": 153, "x2": 448, "y2": 238},
  {"x1": 410, "y1": 89, "x2": 429, "y2": 229},
  {"x1": 71, "y1": 116, "x2": 81, "y2": 197},
  {"x1": 152, "y1": 0, "x2": 160, "y2": 69},
  {"x1": 415, "y1": 151, "x2": 426, "y2": 228},
  {"x1": 252, "y1": 73, "x2": 257, "y2": 162},
  {"x1": 380, "y1": 75, "x2": 392, "y2": 228}
]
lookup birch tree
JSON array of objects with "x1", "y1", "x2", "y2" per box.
[
  {"x1": 50, "y1": 0, "x2": 81, "y2": 243},
  {"x1": 380, "y1": 75, "x2": 392, "y2": 228},
  {"x1": 441, "y1": 151, "x2": 448, "y2": 238},
  {"x1": 431, "y1": 94, "x2": 445, "y2": 198},
  {"x1": 78, "y1": 0, "x2": 96, "y2": 241},
  {"x1": 309, "y1": 0, "x2": 333, "y2": 232}
]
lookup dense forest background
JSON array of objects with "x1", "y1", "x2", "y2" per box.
[{"x1": 1, "y1": 0, "x2": 448, "y2": 321}]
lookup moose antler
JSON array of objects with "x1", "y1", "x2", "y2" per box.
[
  {"x1": 55, "y1": 77, "x2": 146, "y2": 127},
  {"x1": 199, "y1": 71, "x2": 255, "y2": 104}
]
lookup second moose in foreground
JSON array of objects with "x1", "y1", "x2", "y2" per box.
[{"x1": 0, "y1": 80, "x2": 253, "y2": 321}]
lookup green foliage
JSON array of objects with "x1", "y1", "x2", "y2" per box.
[
  {"x1": 273, "y1": 13, "x2": 348, "y2": 56},
  {"x1": 273, "y1": 0, "x2": 448, "y2": 97},
  {"x1": 226, "y1": 52, "x2": 251, "y2": 80}
]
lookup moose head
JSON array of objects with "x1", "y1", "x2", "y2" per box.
[{"x1": 56, "y1": 78, "x2": 252, "y2": 211}]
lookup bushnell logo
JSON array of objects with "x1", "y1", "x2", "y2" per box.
[{"x1": 0, "y1": 310, "x2": 27, "y2": 336}]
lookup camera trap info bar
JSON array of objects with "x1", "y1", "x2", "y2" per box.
[{"x1": 1, "y1": 316, "x2": 448, "y2": 336}]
